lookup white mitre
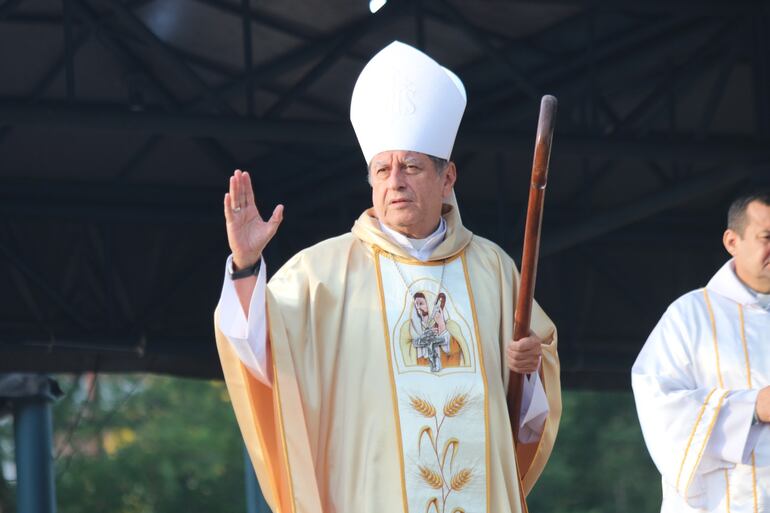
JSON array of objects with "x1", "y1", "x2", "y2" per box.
[{"x1": 350, "y1": 41, "x2": 467, "y2": 164}]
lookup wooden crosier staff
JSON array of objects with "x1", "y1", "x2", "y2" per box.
[{"x1": 508, "y1": 95, "x2": 557, "y2": 450}]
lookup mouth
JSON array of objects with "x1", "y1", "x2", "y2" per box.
[{"x1": 389, "y1": 199, "x2": 412, "y2": 206}]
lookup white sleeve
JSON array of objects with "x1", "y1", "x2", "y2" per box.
[
  {"x1": 631, "y1": 301, "x2": 752, "y2": 507},
  {"x1": 517, "y1": 360, "x2": 549, "y2": 443},
  {"x1": 216, "y1": 255, "x2": 272, "y2": 387},
  {"x1": 705, "y1": 389, "x2": 761, "y2": 464}
]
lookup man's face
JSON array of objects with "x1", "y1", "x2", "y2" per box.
[
  {"x1": 369, "y1": 150, "x2": 456, "y2": 239},
  {"x1": 724, "y1": 201, "x2": 770, "y2": 293},
  {"x1": 414, "y1": 296, "x2": 429, "y2": 317}
]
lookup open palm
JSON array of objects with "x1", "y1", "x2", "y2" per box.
[{"x1": 224, "y1": 169, "x2": 283, "y2": 269}]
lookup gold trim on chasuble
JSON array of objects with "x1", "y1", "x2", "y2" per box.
[
  {"x1": 701, "y1": 290, "x2": 759, "y2": 513},
  {"x1": 266, "y1": 325, "x2": 298, "y2": 513},
  {"x1": 375, "y1": 249, "x2": 490, "y2": 513}
]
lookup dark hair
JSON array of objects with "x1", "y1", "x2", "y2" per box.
[
  {"x1": 413, "y1": 292, "x2": 426, "y2": 301},
  {"x1": 727, "y1": 190, "x2": 770, "y2": 236}
]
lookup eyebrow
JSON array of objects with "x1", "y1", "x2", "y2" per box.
[
  {"x1": 371, "y1": 156, "x2": 424, "y2": 168},
  {"x1": 371, "y1": 160, "x2": 389, "y2": 169}
]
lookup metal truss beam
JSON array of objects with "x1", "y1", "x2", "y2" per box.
[
  {"x1": 608, "y1": 22, "x2": 736, "y2": 136},
  {"x1": 0, "y1": 12, "x2": 60, "y2": 24},
  {"x1": 436, "y1": 0, "x2": 539, "y2": 100},
  {"x1": 507, "y1": 0, "x2": 767, "y2": 14},
  {"x1": 133, "y1": 242, "x2": 224, "y2": 329},
  {"x1": 539, "y1": 162, "x2": 765, "y2": 257},
  {"x1": 101, "y1": 0, "x2": 236, "y2": 115},
  {"x1": 0, "y1": 0, "x2": 158, "y2": 148},
  {"x1": 2, "y1": 100, "x2": 768, "y2": 163},
  {"x1": 62, "y1": 0, "x2": 76, "y2": 100},
  {"x1": 262, "y1": 27, "x2": 367, "y2": 119},
  {"x1": 186, "y1": 0, "x2": 405, "y2": 110},
  {"x1": 191, "y1": 0, "x2": 377, "y2": 62},
  {"x1": 0, "y1": 27, "x2": 90, "y2": 147},
  {"x1": 193, "y1": 0, "x2": 321, "y2": 41},
  {"x1": 0, "y1": 0, "x2": 154, "y2": 24},
  {"x1": 0, "y1": 180, "x2": 223, "y2": 224},
  {"x1": 0, "y1": 231, "x2": 94, "y2": 332},
  {"x1": 241, "y1": 0, "x2": 254, "y2": 116},
  {"x1": 6, "y1": 264, "x2": 48, "y2": 332},
  {"x1": 69, "y1": 0, "x2": 239, "y2": 173},
  {"x1": 468, "y1": 16, "x2": 712, "y2": 125},
  {"x1": 751, "y1": 13, "x2": 770, "y2": 136},
  {"x1": 695, "y1": 42, "x2": 738, "y2": 140},
  {"x1": 457, "y1": 12, "x2": 648, "y2": 106},
  {"x1": 87, "y1": 225, "x2": 136, "y2": 329},
  {"x1": 168, "y1": 43, "x2": 345, "y2": 118}
]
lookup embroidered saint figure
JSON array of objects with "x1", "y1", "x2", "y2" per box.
[{"x1": 399, "y1": 291, "x2": 470, "y2": 372}]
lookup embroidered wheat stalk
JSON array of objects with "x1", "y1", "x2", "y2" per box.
[
  {"x1": 450, "y1": 469, "x2": 472, "y2": 491},
  {"x1": 417, "y1": 426, "x2": 435, "y2": 456},
  {"x1": 425, "y1": 498, "x2": 440, "y2": 513},
  {"x1": 443, "y1": 393, "x2": 468, "y2": 417},
  {"x1": 410, "y1": 396, "x2": 437, "y2": 418},
  {"x1": 418, "y1": 465, "x2": 444, "y2": 489}
]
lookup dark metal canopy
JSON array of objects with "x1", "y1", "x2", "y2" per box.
[{"x1": 1, "y1": 0, "x2": 768, "y2": 388}]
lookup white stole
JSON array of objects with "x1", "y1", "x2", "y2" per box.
[{"x1": 376, "y1": 251, "x2": 489, "y2": 513}]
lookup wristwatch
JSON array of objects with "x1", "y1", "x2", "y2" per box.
[{"x1": 229, "y1": 258, "x2": 260, "y2": 280}]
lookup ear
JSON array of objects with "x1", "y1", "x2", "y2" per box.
[
  {"x1": 442, "y1": 162, "x2": 457, "y2": 197},
  {"x1": 723, "y1": 228, "x2": 739, "y2": 257}
]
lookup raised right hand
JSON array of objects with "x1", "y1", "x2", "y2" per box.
[{"x1": 224, "y1": 169, "x2": 284, "y2": 270}]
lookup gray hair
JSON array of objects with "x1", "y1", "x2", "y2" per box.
[
  {"x1": 427, "y1": 155, "x2": 449, "y2": 174},
  {"x1": 727, "y1": 190, "x2": 770, "y2": 236}
]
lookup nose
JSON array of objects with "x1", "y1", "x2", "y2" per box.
[{"x1": 385, "y1": 166, "x2": 406, "y2": 189}]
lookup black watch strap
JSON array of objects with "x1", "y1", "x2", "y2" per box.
[{"x1": 230, "y1": 259, "x2": 261, "y2": 280}]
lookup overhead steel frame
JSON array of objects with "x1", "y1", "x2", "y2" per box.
[
  {"x1": 1, "y1": 0, "x2": 768, "y2": 386},
  {"x1": 0, "y1": 6, "x2": 753, "y2": 264}
]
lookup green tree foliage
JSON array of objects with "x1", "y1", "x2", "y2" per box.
[
  {"x1": 528, "y1": 390, "x2": 662, "y2": 513},
  {"x1": 8, "y1": 375, "x2": 247, "y2": 513}
]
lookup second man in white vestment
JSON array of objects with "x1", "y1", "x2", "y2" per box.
[{"x1": 632, "y1": 191, "x2": 770, "y2": 513}]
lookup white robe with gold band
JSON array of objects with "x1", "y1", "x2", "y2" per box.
[
  {"x1": 632, "y1": 260, "x2": 770, "y2": 513},
  {"x1": 214, "y1": 205, "x2": 561, "y2": 513}
]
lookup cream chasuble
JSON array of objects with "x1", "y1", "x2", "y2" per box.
[
  {"x1": 214, "y1": 205, "x2": 561, "y2": 513},
  {"x1": 632, "y1": 261, "x2": 770, "y2": 513}
]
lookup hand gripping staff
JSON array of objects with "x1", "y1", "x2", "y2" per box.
[{"x1": 507, "y1": 95, "x2": 557, "y2": 508}]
